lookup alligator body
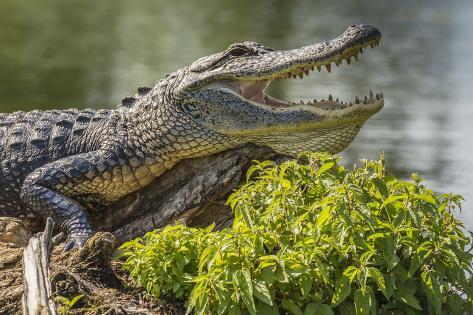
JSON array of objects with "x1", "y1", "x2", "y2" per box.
[{"x1": 0, "y1": 25, "x2": 383, "y2": 249}]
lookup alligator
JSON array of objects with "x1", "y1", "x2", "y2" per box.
[{"x1": 0, "y1": 24, "x2": 383, "y2": 250}]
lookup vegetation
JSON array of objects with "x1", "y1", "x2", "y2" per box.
[
  {"x1": 119, "y1": 153, "x2": 473, "y2": 314},
  {"x1": 55, "y1": 294, "x2": 84, "y2": 315}
]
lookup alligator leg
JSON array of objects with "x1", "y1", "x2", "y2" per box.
[{"x1": 20, "y1": 150, "x2": 122, "y2": 250}]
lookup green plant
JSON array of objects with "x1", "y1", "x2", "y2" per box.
[
  {"x1": 55, "y1": 294, "x2": 84, "y2": 314},
  {"x1": 119, "y1": 153, "x2": 473, "y2": 314}
]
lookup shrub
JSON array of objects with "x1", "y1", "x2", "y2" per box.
[{"x1": 119, "y1": 153, "x2": 473, "y2": 314}]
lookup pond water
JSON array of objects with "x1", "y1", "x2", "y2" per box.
[{"x1": 0, "y1": 0, "x2": 472, "y2": 229}]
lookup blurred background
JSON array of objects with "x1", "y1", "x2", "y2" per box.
[{"x1": 0, "y1": 0, "x2": 472, "y2": 228}]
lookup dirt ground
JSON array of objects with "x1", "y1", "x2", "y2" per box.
[{"x1": 0, "y1": 217, "x2": 183, "y2": 315}]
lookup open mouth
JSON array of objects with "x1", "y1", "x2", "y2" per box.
[{"x1": 235, "y1": 35, "x2": 383, "y2": 111}]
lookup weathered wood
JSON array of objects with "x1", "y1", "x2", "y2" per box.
[
  {"x1": 22, "y1": 218, "x2": 56, "y2": 315},
  {"x1": 90, "y1": 144, "x2": 279, "y2": 243}
]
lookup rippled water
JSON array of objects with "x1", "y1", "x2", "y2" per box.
[{"x1": 0, "y1": 0, "x2": 472, "y2": 229}]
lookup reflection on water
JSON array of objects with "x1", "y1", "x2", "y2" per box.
[{"x1": 0, "y1": 0, "x2": 472, "y2": 228}]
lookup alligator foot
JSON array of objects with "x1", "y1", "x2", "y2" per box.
[{"x1": 64, "y1": 230, "x2": 94, "y2": 251}]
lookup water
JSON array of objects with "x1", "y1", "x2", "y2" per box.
[{"x1": 0, "y1": 0, "x2": 472, "y2": 229}]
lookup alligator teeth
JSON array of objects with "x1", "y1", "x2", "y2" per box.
[
  {"x1": 355, "y1": 96, "x2": 360, "y2": 104},
  {"x1": 316, "y1": 65, "x2": 321, "y2": 72},
  {"x1": 345, "y1": 57, "x2": 351, "y2": 64},
  {"x1": 328, "y1": 94, "x2": 333, "y2": 101},
  {"x1": 369, "y1": 90, "x2": 374, "y2": 99},
  {"x1": 325, "y1": 64, "x2": 331, "y2": 72},
  {"x1": 359, "y1": 47, "x2": 363, "y2": 54},
  {"x1": 353, "y1": 54, "x2": 359, "y2": 61},
  {"x1": 336, "y1": 97, "x2": 339, "y2": 102},
  {"x1": 298, "y1": 73, "x2": 304, "y2": 79}
]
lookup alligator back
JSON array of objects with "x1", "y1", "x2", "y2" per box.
[{"x1": 0, "y1": 108, "x2": 111, "y2": 218}]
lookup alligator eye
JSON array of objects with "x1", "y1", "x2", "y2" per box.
[{"x1": 229, "y1": 47, "x2": 249, "y2": 57}]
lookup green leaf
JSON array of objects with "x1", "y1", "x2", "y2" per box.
[
  {"x1": 215, "y1": 286, "x2": 231, "y2": 314},
  {"x1": 261, "y1": 267, "x2": 275, "y2": 285},
  {"x1": 55, "y1": 296, "x2": 71, "y2": 306},
  {"x1": 354, "y1": 288, "x2": 371, "y2": 315},
  {"x1": 68, "y1": 294, "x2": 84, "y2": 307},
  {"x1": 318, "y1": 304, "x2": 334, "y2": 315},
  {"x1": 380, "y1": 195, "x2": 406, "y2": 208},
  {"x1": 172, "y1": 282, "x2": 180, "y2": 293},
  {"x1": 407, "y1": 253, "x2": 421, "y2": 278},
  {"x1": 382, "y1": 237, "x2": 400, "y2": 271},
  {"x1": 303, "y1": 303, "x2": 317, "y2": 315},
  {"x1": 304, "y1": 303, "x2": 334, "y2": 315},
  {"x1": 287, "y1": 263, "x2": 309, "y2": 277},
  {"x1": 281, "y1": 178, "x2": 292, "y2": 189},
  {"x1": 253, "y1": 279, "x2": 273, "y2": 306},
  {"x1": 282, "y1": 300, "x2": 303, "y2": 315},
  {"x1": 446, "y1": 294, "x2": 464, "y2": 315},
  {"x1": 393, "y1": 291, "x2": 423, "y2": 311},
  {"x1": 302, "y1": 277, "x2": 313, "y2": 299},
  {"x1": 236, "y1": 204, "x2": 254, "y2": 229},
  {"x1": 234, "y1": 269, "x2": 256, "y2": 315},
  {"x1": 316, "y1": 206, "x2": 332, "y2": 228},
  {"x1": 337, "y1": 300, "x2": 356, "y2": 315},
  {"x1": 228, "y1": 304, "x2": 242, "y2": 315},
  {"x1": 367, "y1": 287, "x2": 377, "y2": 315},
  {"x1": 256, "y1": 301, "x2": 279, "y2": 315},
  {"x1": 343, "y1": 266, "x2": 359, "y2": 283},
  {"x1": 273, "y1": 265, "x2": 289, "y2": 283},
  {"x1": 367, "y1": 267, "x2": 388, "y2": 298},
  {"x1": 413, "y1": 194, "x2": 437, "y2": 205},
  {"x1": 385, "y1": 274, "x2": 395, "y2": 300},
  {"x1": 317, "y1": 161, "x2": 335, "y2": 176},
  {"x1": 331, "y1": 275, "x2": 351, "y2": 306},
  {"x1": 420, "y1": 271, "x2": 442, "y2": 315},
  {"x1": 392, "y1": 211, "x2": 405, "y2": 228},
  {"x1": 372, "y1": 177, "x2": 389, "y2": 198}
]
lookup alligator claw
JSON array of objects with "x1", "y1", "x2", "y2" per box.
[{"x1": 64, "y1": 231, "x2": 92, "y2": 251}]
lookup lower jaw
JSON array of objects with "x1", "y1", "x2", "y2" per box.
[{"x1": 246, "y1": 123, "x2": 364, "y2": 156}]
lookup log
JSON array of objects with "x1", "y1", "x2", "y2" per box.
[
  {"x1": 22, "y1": 217, "x2": 56, "y2": 315},
  {"x1": 90, "y1": 144, "x2": 281, "y2": 243}
]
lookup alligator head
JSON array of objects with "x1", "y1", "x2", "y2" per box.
[{"x1": 156, "y1": 24, "x2": 383, "y2": 156}]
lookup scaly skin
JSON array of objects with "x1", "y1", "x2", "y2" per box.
[{"x1": 0, "y1": 24, "x2": 383, "y2": 249}]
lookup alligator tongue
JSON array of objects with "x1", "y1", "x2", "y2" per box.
[{"x1": 238, "y1": 80, "x2": 270, "y2": 104}]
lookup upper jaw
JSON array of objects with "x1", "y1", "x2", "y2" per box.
[{"x1": 214, "y1": 24, "x2": 381, "y2": 80}]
